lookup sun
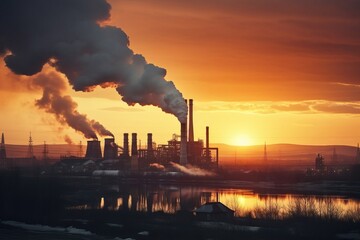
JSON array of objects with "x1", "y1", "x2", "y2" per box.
[{"x1": 232, "y1": 135, "x2": 253, "y2": 146}]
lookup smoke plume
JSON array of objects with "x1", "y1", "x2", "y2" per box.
[
  {"x1": 32, "y1": 71, "x2": 113, "y2": 139},
  {"x1": 0, "y1": 0, "x2": 187, "y2": 123},
  {"x1": 170, "y1": 162, "x2": 215, "y2": 176}
]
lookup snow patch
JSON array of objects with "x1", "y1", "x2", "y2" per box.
[{"x1": 2, "y1": 221, "x2": 92, "y2": 235}]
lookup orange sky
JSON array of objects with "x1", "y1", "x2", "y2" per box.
[{"x1": 1, "y1": 0, "x2": 360, "y2": 147}]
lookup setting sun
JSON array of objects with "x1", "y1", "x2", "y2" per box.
[{"x1": 232, "y1": 134, "x2": 253, "y2": 146}]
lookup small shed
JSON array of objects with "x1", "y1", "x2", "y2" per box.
[{"x1": 194, "y1": 202, "x2": 234, "y2": 221}]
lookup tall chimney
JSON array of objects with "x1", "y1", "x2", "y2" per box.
[
  {"x1": 179, "y1": 99, "x2": 188, "y2": 165},
  {"x1": 131, "y1": 133, "x2": 138, "y2": 156},
  {"x1": 206, "y1": 126, "x2": 210, "y2": 162},
  {"x1": 147, "y1": 133, "x2": 153, "y2": 151},
  {"x1": 104, "y1": 138, "x2": 117, "y2": 159},
  {"x1": 123, "y1": 133, "x2": 129, "y2": 157},
  {"x1": 147, "y1": 133, "x2": 153, "y2": 158},
  {"x1": 180, "y1": 122, "x2": 188, "y2": 165},
  {"x1": 189, "y1": 99, "x2": 194, "y2": 142}
]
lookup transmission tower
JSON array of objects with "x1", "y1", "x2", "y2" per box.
[{"x1": 27, "y1": 132, "x2": 34, "y2": 158}]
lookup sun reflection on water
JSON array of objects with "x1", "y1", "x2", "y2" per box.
[{"x1": 69, "y1": 186, "x2": 360, "y2": 221}]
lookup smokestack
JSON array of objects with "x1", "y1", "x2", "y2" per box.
[
  {"x1": 147, "y1": 133, "x2": 153, "y2": 158},
  {"x1": 131, "y1": 133, "x2": 138, "y2": 156},
  {"x1": 85, "y1": 140, "x2": 102, "y2": 159},
  {"x1": 180, "y1": 122, "x2": 188, "y2": 165},
  {"x1": 123, "y1": 133, "x2": 129, "y2": 157},
  {"x1": 104, "y1": 138, "x2": 117, "y2": 160},
  {"x1": 206, "y1": 126, "x2": 210, "y2": 162},
  {"x1": 189, "y1": 99, "x2": 194, "y2": 142},
  {"x1": 147, "y1": 133, "x2": 153, "y2": 151}
]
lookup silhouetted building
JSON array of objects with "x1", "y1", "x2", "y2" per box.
[
  {"x1": 194, "y1": 202, "x2": 234, "y2": 221},
  {"x1": 0, "y1": 132, "x2": 6, "y2": 159}
]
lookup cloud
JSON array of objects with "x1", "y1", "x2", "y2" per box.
[
  {"x1": 195, "y1": 100, "x2": 360, "y2": 115},
  {"x1": 116, "y1": 0, "x2": 360, "y2": 19},
  {"x1": 312, "y1": 102, "x2": 360, "y2": 114},
  {"x1": 109, "y1": 0, "x2": 360, "y2": 103}
]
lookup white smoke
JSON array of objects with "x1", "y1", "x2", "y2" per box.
[{"x1": 170, "y1": 162, "x2": 215, "y2": 176}]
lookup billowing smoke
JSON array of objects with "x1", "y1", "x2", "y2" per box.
[
  {"x1": 32, "y1": 71, "x2": 113, "y2": 139},
  {"x1": 0, "y1": 0, "x2": 187, "y2": 123},
  {"x1": 170, "y1": 162, "x2": 215, "y2": 177}
]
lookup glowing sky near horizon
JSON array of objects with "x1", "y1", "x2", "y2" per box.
[{"x1": 1, "y1": 0, "x2": 360, "y2": 147}]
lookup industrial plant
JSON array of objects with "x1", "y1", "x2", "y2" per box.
[
  {"x1": 79, "y1": 99, "x2": 218, "y2": 173},
  {"x1": 0, "y1": 99, "x2": 219, "y2": 175}
]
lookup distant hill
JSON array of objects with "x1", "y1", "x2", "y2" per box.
[{"x1": 212, "y1": 143, "x2": 359, "y2": 166}]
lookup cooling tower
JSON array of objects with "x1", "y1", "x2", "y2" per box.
[
  {"x1": 85, "y1": 140, "x2": 102, "y2": 159},
  {"x1": 123, "y1": 133, "x2": 129, "y2": 157},
  {"x1": 104, "y1": 138, "x2": 117, "y2": 159}
]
